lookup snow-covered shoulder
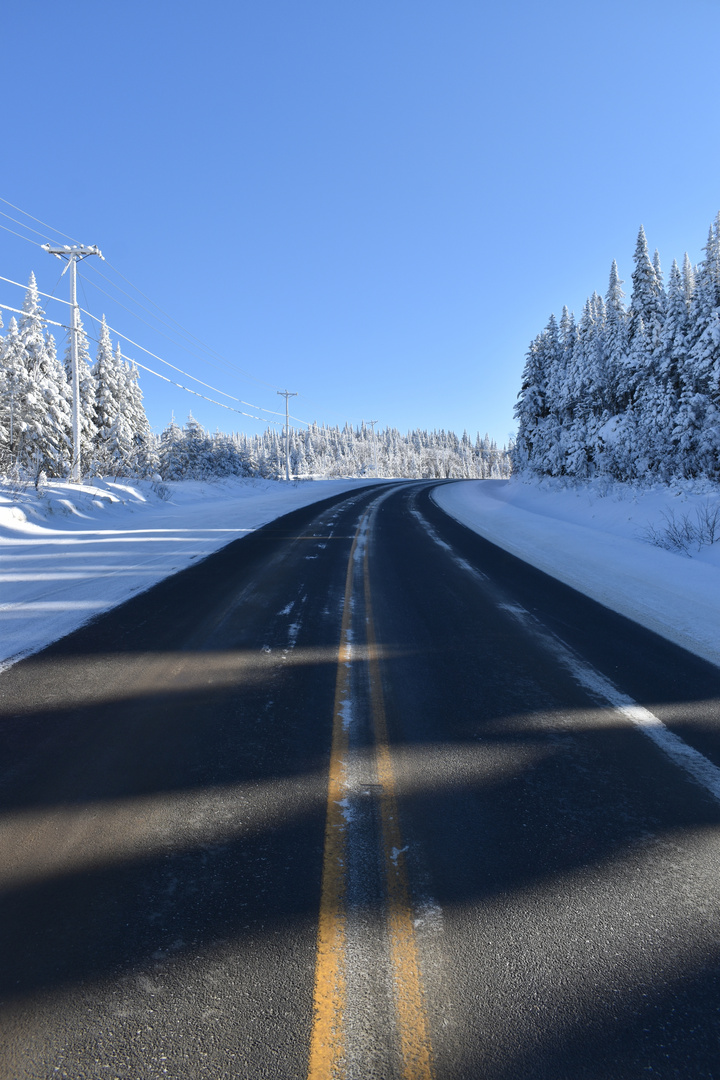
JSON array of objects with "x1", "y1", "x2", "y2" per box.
[
  {"x1": 433, "y1": 477, "x2": 720, "y2": 669},
  {"x1": 0, "y1": 476, "x2": 381, "y2": 670}
]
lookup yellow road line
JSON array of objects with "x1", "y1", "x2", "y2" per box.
[
  {"x1": 363, "y1": 535, "x2": 435, "y2": 1080},
  {"x1": 307, "y1": 523, "x2": 361, "y2": 1080},
  {"x1": 308, "y1": 509, "x2": 434, "y2": 1080}
]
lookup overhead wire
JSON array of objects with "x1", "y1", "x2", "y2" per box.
[
  {"x1": 0, "y1": 273, "x2": 72, "y2": 305},
  {"x1": 0, "y1": 269, "x2": 282, "y2": 410},
  {"x1": 0, "y1": 196, "x2": 82, "y2": 245},
  {"x1": 0, "y1": 211, "x2": 58, "y2": 245},
  {"x1": 68, "y1": 322, "x2": 281, "y2": 424},
  {"x1": 0, "y1": 199, "x2": 298, "y2": 406},
  {"x1": 8, "y1": 307, "x2": 284, "y2": 426},
  {"x1": 1, "y1": 196, "x2": 284, "y2": 392},
  {"x1": 79, "y1": 268, "x2": 264, "y2": 386},
  {"x1": 118, "y1": 353, "x2": 281, "y2": 423},
  {"x1": 77, "y1": 304, "x2": 294, "y2": 412},
  {"x1": 0, "y1": 221, "x2": 49, "y2": 249},
  {"x1": 77, "y1": 275, "x2": 102, "y2": 356},
  {"x1": 86, "y1": 260, "x2": 269, "y2": 382},
  {"x1": 0, "y1": 294, "x2": 316, "y2": 430},
  {"x1": 79, "y1": 269, "x2": 300, "y2": 418},
  {"x1": 95, "y1": 257, "x2": 285, "y2": 393},
  {"x1": 85, "y1": 262, "x2": 221, "y2": 357},
  {"x1": 86, "y1": 262, "x2": 294, "y2": 415},
  {"x1": 0, "y1": 302, "x2": 67, "y2": 329},
  {"x1": 0, "y1": 197, "x2": 316, "y2": 428}
]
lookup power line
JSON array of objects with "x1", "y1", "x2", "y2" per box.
[
  {"x1": 0, "y1": 211, "x2": 57, "y2": 244},
  {"x1": 0, "y1": 196, "x2": 81, "y2": 245},
  {"x1": 93, "y1": 259, "x2": 285, "y2": 393},
  {"x1": 87, "y1": 261, "x2": 219, "y2": 356},
  {"x1": 0, "y1": 295, "x2": 318, "y2": 429},
  {"x1": 80, "y1": 270, "x2": 216, "y2": 360},
  {"x1": 79, "y1": 267, "x2": 275, "y2": 394},
  {"x1": 0, "y1": 221, "x2": 47, "y2": 249},
  {"x1": 0, "y1": 279, "x2": 315, "y2": 429},
  {"x1": 79, "y1": 268, "x2": 304, "y2": 416},
  {"x1": 0, "y1": 200, "x2": 317, "y2": 428},
  {"x1": 0, "y1": 204, "x2": 286, "y2": 398},
  {"x1": 0, "y1": 301, "x2": 67, "y2": 329},
  {"x1": 78, "y1": 306, "x2": 283, "y2": 410},
  {"x1": 0, "y1": 273, "x2": 72, "y2": 305},
  {"x1": 0, "y1": 268, "x2": 293, "y2": 408},
  {"x1": 117, "y1": 352, "x2": 280, "y2": 423},
  {"x1": 78, "y1": 275, "x2": 100, "y2": 344}
]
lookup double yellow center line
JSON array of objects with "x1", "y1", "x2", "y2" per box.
[{"x1": 307, "y1": 511, "x2": 435, "y2": 1080}]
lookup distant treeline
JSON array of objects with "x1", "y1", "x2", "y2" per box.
[{"x1": 160, "y1": 416, "x2": 511, "y2": 481}]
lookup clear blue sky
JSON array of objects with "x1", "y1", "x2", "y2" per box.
[{"x1": 1, "y1": 0, "x2": 719, "y2": 446}]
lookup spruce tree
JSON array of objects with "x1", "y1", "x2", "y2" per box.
[
  {"x1": 92, "y1": 317, "x2": 121, "y2": 473},
  {"x1": 158, "y1": 415, "x2": 185, "y2": 480},
  {"x1": 14, "y1": 276, "x2": 72, "y2": 477},
  {"x1": 123, "y1": 358, "x2": 156, "y2": 475}
]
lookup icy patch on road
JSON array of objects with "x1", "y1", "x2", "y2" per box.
[
  {"x1": 338, "y1": 698, "x2": 354, "y2": 732},
  {"x1": 413, "y1": 898, "x2": 444, "y2": 933},
  {"x1": 335, "y1": 796, "x2": 355, "y2": 824}
]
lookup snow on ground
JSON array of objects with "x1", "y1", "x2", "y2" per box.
[
  {"x1": 0, "y1": 476, "x2": 381, "y2": 670},
  {"x1": 434, "y1": 477, "x2": 720, "y2": 670}
]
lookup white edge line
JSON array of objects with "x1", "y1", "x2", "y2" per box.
[
  {"x1": 412, "y1": 503, "x2": 720, "y2": 806},
  {"x1": 505, "y1": 603, "x2": 720, "y2": 805}
]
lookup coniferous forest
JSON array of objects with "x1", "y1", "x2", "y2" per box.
[
  {"x1": 513, "y1": 213, "x2": 720, "y2": 481},
  {"x1": 0, "y1": 274, "x2": 510, "y2": 483}
]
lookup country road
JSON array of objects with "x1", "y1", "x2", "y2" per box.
[{"x1": 1, "y1": 480, "x2": 720, "y2": 1080}]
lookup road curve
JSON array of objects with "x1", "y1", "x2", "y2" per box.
[{"x1": 1, "y1": 480, "x2": 719, "y2": 1080}]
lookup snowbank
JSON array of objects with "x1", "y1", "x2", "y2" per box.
[
  {"x1": 433, "y1": 478, "x2": 720, "y2": 669},
  {"x1": 0, "y1": 476, "x2": 381, "y2": 669}
]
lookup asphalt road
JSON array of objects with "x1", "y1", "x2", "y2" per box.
[{"x1": 1, "y1": 480, "x2": 720, "y2": 1080}]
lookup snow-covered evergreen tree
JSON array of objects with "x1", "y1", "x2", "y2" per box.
[
  {"x1": 158, "y1": 415, "x2": 185, "y2": 480},
  {"x1": 604, "y1": 260, "x2": 627, "y2": 412},
  {"x1": 11, "y1": 276, "x2": 72, "y2": 477},
  {"x1": 513, "y1": 333, "x2": 549, "y2": 470},
  {"x1": 92, "y1": 316, "x2": 122, "y2": 473},
  {"x1": 122, "y1": 358, "x2": 156, "y2": 475},
  {"x1": 514, "y1": 212, "x2": 720, "y2": 482}
]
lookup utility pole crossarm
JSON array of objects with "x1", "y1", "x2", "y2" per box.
[{"x1": 42, "y1": 243, "x2": 104, "y2": 261}]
